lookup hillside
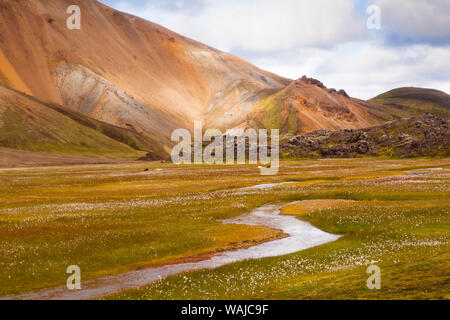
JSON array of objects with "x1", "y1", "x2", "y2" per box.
[
  {"x1": 359, "y1": 87, "x2": 450, "y2": 121},
  {"x1": 0, "y1": 0, "x2": 389, "y2": 155},
  {"x1": 249, "y1": 76, "x2": 378, "y2": 134},
  {"x1": 0, "y1": 84, "x2": 147, "y2": 162},
  {"x1": 282, "y1": 114, "x2": 450, "y2": 159},
  {"x1": 0, "y1": 0, "x2": 291, "y2": 151},
  {"x1": 1, "y1": 0, "x2": 448, "y2": 161}
]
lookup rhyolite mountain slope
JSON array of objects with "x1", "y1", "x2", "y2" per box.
[
  {"x1": 249, "y1": 76, "x2": 378, "y2": 134},
  {"x1": 0, "y1": 0, "x2": 448, "y2": 161},
  {"x1": 0, "y1": 0, "x2": 290, "y2": 157},
  {"x1": 0, "y1": 84, "x2": 150, "y2": 160},
  {"x1": 0, "y1": 0, "x2": 380, "y2": 156}
]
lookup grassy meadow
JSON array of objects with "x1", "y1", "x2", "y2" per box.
[{"x1": 0, "y1": 159, "x2": 449, "y2": 299}]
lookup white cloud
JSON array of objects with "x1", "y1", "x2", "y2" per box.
[
  {"x1": 114, "y1": 0, "x2": 367, "y2": 52},
  {"x1": 255, "y1": 43, "x2": 450, "y2": 99},
  {"x1": 374, "y1": 0, "x2": 450, "y2": 43}
]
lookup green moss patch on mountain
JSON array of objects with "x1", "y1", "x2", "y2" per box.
[
  {"x1": 0, "y1": 85, "x2": 146, "y2": 161},
  {"x1": 364, "y1": 87, "x2": 450, "y2": 120}
]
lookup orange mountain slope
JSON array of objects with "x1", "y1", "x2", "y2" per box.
[
  {"x1": 249, "y1": 77, "x2": 379, "y2": 134},
  {"x1": 0, "y1": 0, "x2": 398, "y2": 158}
]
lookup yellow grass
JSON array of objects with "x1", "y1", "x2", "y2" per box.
[{"x1": 281, "y1": 199, "x2": 357, "y2": 216}]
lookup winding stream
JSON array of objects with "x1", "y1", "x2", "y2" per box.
[
  {"x1": 243, "y1": 182, "x2": 297, "y2": 189},
  {"x1": 4, "y1": 202, "x2": 340, "y2": 300}
]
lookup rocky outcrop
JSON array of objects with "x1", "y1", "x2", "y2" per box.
[
  {"x1": 282, "y1": 114, "x2": 450, "y2": 158},
  {"x1": 300, "y1": 75, "x2": 326, "y2": 88},
  {"x1": 137, "y1": 152, "x2": 162, "y2": 161}
]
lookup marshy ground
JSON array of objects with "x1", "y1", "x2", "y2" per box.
[{"x1": 0, "y1": 159, "x2": 448, "y2": 299}]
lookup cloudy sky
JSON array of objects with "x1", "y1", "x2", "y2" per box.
[{"x1": 99, "y1": 0, "x2": 450, "y2": 99}]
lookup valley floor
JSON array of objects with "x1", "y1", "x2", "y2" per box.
[
  {"x1": 0, "y1": 147, "x2": 128, "y2": 167},
  {"x1": 0, "y1": 159, "x2": 448, "y2": 299}
]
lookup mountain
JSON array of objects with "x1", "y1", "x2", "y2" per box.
[
  {"x1": 0, "y1": 0, "x2": 291, "y2": 155},
  {"x1": 249, "y1": 76, "x2": 379, "y2": 134},
  {"x1": 0, "y1": 0, "x2": 448, "y2": 162},
  {"x1": 355, "y1": 87, "x2": 450, "y2": 121},
  {"x1": 0, "y1": 0, "x2": 388, "y2": 158},
  {"x1": 0, "y1": 84, "x2": 148, "y2": 161},
  {"x1": 282, "y1": 114, "x2": 450, "y2": 159}
]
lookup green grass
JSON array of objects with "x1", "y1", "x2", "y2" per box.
[
  {"x1": 42, "y1": 102, "x2": 164, "y2": 156},
  {"x1": 0, "y1": 159, "x2": 449, "y2": 299},
  {"x1": 368, "y1": 87, "x2": 450, "y2": 119},
  {"x1": 253, "y1": 92, "x2": 297, "y2": 133},
  {"x1": 108, "y1": 161, "x2": 449, "y2": 300},
  {"x1": 0, "y1": 84, "x2": 156, "y2": 160},
  {"x1": 0, "y1": 103, "x2": 144, "y2": 160}
]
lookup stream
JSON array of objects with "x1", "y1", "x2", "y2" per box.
[{"x1": 4, "y1": 202, "x2": 340, "y2": 300}]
